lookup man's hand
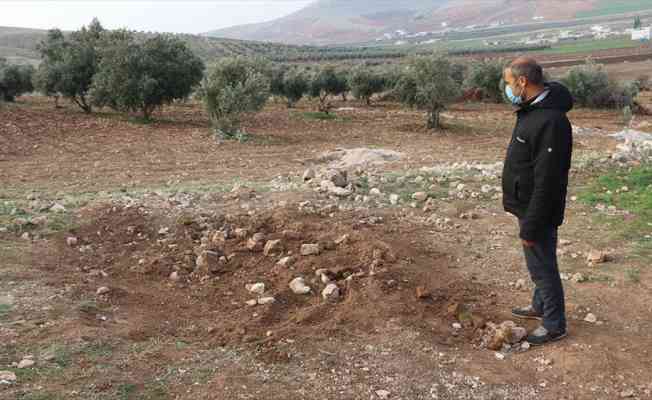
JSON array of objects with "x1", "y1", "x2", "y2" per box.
[{"x1": 522, "y1": 239, "x2": 536, "y2": 248}]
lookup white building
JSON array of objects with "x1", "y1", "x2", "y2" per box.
[{"x1": 632, "y1": 27, "x2": 651, "y2": 41}]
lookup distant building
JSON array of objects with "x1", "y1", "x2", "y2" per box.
[{"x1": 632, "y1": 27, "x2": 651, "y2": 41}]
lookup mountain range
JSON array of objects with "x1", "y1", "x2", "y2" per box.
[{"x1": 206, "y1": 0, "x2": 652, "y2": 45}]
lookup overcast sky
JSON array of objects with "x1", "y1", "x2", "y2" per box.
[{"x1": 0, "y1": 0, "x2": 312, "y2": 34}]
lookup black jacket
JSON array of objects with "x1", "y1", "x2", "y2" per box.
[{"x1": 502, "y1": 82, "x2": 574, "y2": 241}]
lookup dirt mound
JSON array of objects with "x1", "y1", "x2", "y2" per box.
[
  {"x1": 315, "y1": 147, "x2": 402, "y2": 169},
  {"x1": 54, "y1": 202, "x2": 491, "y2": 348}
]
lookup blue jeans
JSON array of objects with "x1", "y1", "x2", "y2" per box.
[{"x1": 519, "y1": 220, "x2": 567, "y2": 333}]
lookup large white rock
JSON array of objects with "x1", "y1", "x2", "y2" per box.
[{"x1": 289, "y1": 277, "x2": 311, "y2": 294}]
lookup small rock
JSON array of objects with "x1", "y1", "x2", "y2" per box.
[
  {"x1": 325, "y1": 169, "x2": 348, "y2": 188},
  {"x1": 289, "y1": 277, "x2": 311, "y2": 294},
  {"x1": 158, "y1": 227, "x2": 169, "y2": 235},
  {"x1": 21, "y1": 232, "x2": 30, "y2": 240},
  {"x1": 257, "y1": 297, "x2": 276, "y2": 305},
  {"x1": 495, "y1": 352, "x2": 505, "y2": 360},
  {"x1": 322, "y1": 283, "x2": 340, "y2": 301},
  {"x1": 514, "y1": 278, "x2": 526, "y2": 290},
  {"x1": 301, "y1": 243, "x2": 320, "y2": 256},
  {"x1": 196, "y1": 250, "x2": 222, "y2": 273},
  {"x1": 245, "y1": 299, "x2": 258, "y2": 307},
  {"x1": 571, "y1": 272, "x2": 587, "y2": 283},
  {"x1": 620, "y1": 389, "x2": 636, "y2": 398},
  {"x1": 587, "y1": 250, "x2": 609, "y2": 266},
  {"x1": 276, "y1": 256, "x2": 295, "y2": 267},
  {"x1": 412, "y1": 192, "x2": 428, "y2": 202},
  {"x1": 169, "y1": 271, "x2": 180, "y2": 281},
  {"x1": 369, "y1": 188, "x2": 382, "y2": 196},
  {"x1": 452, "y1": 322, "x2": 462, "y2": 330},
  {"x1": 334, "y1": 234, "x2": 349, "y2": 245},
  {"x1": 415, "y1": 286, "x2": 431, "y2": 299},
  {"x1": 521, "y1": 342, "x2": 531, "y2": 350},
  {"x1": 96, "y1": 287, "x2": 110, "y2": 296},
  {"x1": 263, "y1": 239, "x2": 283, "y2": 256},
  {"x1": 234, "y1": 228, "x2": 248, "y2": 238},
  {"x1": 50, "y1": 203, "x2": 66, "y2": 213},
  {"x1": 246, "y1": 282, "x2": 265, "y2": 295},
  {"x1": 0, "y1": 370, "x2": 17, "y2": 384},
  {"x1": 376, "y1": 390, "x2": 391, "y2": 399},
  {"x1": 246, "y1": 237, "x2": 264, "y2": 252},
  {"x1": 66, "y1": 236, "x2": 78, "y2": 247},
  {"x1": 303, "y1": 168, "x2": 316, "y2": 181},
  {"x1": 389, "y1": 194, "x2": 400, "y2": 205},
  {"x1": 584, "y1": 313, "x2": 598, "y2": 323},
  {"x1": 17, "y1": 359, "x2": 35, "y2": 369}
]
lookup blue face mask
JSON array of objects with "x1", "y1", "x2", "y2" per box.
[{"x1": 505, "y1": 85, "x2": 523, "y2": 105}]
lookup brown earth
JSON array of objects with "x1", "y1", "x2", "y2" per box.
[{"x1": 1, "y1": 90, "x2": 652, "y2": 399}]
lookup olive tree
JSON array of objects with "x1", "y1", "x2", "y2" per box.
[
  {"x1": 200, "y1": 57, "x2": 270, "y2": 140},
  {"x1": 395, "y1": 54, "x2": 460, "y2": 130},
  {"x1": 309, "y1": 65, "x2": 343, "y2": 113},
  {"x1": 0, "y1": 60, "x2": 35, "y2": 102},
  {"x1": 33, "y1": 29, "x2": 67, "y2": 107},
  {"x1": 348, "y1": 66, "x2": 385, "y2": 106},
  {"x1": 90, "y1": 30, "x2": 204, "y2": 120},
  {"x1": 269, "y1": 66, "x2": 309, "y2": 108},
  {"x1": 464, "y1": 58, "x2": 506, "y2": 102}
]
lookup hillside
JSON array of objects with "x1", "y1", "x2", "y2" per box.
[
  {"x1": 0, "y1": 26, "x2": 384, "y2": 65},
  {"x1": 206, "y1": 0, "x2": 652, "y2": 45}
]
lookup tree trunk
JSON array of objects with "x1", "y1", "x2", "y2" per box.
[
  {"x1": 341, "y1": 93, "x2": 347, "y2": 102},
  {"x1": 54, "y1": 95, "x2": 61, "y2": 109},
  {"x1": 427, "y1": 109, "x2": 441, "y2": 130}
]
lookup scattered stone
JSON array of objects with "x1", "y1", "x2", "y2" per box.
[
  {"x1": 17, "y1": 358, "x2": 35, "y2": 369},
  {"x1": 232, "y1": 228, "x2": 247, "y2": 239},
  {"x1": 289, "y1": 277, "x2": 311, "y2": 294},
  {"x1": 369, "y1": 188, "x2": 382, "y2": 196},
  {"x1": 66, "y1": 236, "x2": 78, "y2": 247},
  {"x1": 257, "y1": 297, "x2": 276, "y2": 305},
  {"x1": 412, "y1": 192, "x2": 428, "y2": 202},
  {"x1": 483, "y1": 321, "x2": 528, "y2": 350},
  {"x1": 494, "y1": 352, "x2": 506, "y2": 360},
  {"x1": 276, "y1": 256, "x2": 295, "y2": 268},
  {"x1": 21, "y1": 232, "x2": 30, "y2": 240},
  {"x1": 584, "y1": 313, "x2": 598, "y2": 324},
  {"x1": 521, "y1": 342, "x2": 531, "y2": 351},
  {"x1": 334, "y1": 234, "x2": 349, "y2": 245},
  {"x1": 514, "y1": 279, "x2": 526, "y2": 291},
  {"x1": 301, "y1": 243, "x2": 320, "y2": 256},
  {"x1": 559, "y1": 239, "x2": 572, "y2": 246},
  {"x1": 303, "y1": 168, "x2": 316, "y2": 181},
  {"x1": 389, "y1": 194, "x2": 400, "y2": 205},
  {"x1": 620, "y1": 389, "x2": 636, "y2": 398},
  {"x1": 245, "y1": 299, "x2": 258, "y2": 307},
  {"x1": 196, "y1": 250, "x2": 222, "y2": 273},
  {"x1": 169, "y1": 271, "x2": 180, "y2": 282},
  {"x1": 324, "y1": 169, "x2": 348, "y2": 188},
  {"x1": 96, "y1": 287, "x2": 110, "y2": 296},
  {"x1": 571, "y1": 273, "x2": 587, "y2": 283},
  {"x1": 246, "y1": 282, "x2": 265, "y2": 295},
  {"x1": 322, "y1": 283, "x2": 340, "y2": 301},
  {"x1": 158, "y1": 227, "x2": 170, "y2": 235},
  {"x1": 246, "y1": 236, "x2": 264, "y2": 252},
  {"x1": 587, "y1": 250, "x2": 609, "y2": 266},
  {"x1": 415, "y1": 286, "x2": 431, "y2": 299},
  {"x1": 0, "y1": 370, "x2": 17, "y2": 384},
  {"x1": 375, "y1": 389, "x2": 391, "y2": 399},
  {"x1": 263, "y1": 239, "x2": 283, "y2": 256},
  {"x1": 50, "y1": 203, "x2": 66, "y2": 213},
  {"x1": 452, "y1": 322, "x2": 462, "y2": 330}
]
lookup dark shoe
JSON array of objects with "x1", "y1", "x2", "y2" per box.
[
  {"x1": 511, "y1": 305, "x2": 543, "y2": 321},
  {"x1": 527, "y1": 326, "x2": 567, "y2": 346}
]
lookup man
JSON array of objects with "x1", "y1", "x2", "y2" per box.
[{"x1": 502, "y1": 57, "x2": 573, "y2": 346}]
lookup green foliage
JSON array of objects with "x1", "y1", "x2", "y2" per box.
[
  {"x1": 464, "y1": 58, "x2": 506, "y2": 102},
  {"x1": 561, "y1": 60, "x2": 639, "y2": 109},
  {"x1": 395, "y1": 54, "x2": 461, "y2": 129},
  {"x1": 270, "y1": 66, "x2": 309, "y2": 108},
  {"x1": 309, "y1": 65, "x2": 345, "y2": 113},
  {"x1": 0, "y1": 61, "x2": 34, "y2": 101},
  {"x1": 33, "y1": 19, "x2": 104, "y2": 113},
  {"x1": 90, "y1": 30, "x2": 204, "y2": 120},
  {"x1": 348, "y1": 65, "x2": 385, "y2": 105},
  {"x1": 200, "y1": 57, "x2": 270, "y2": 140},
  {"x1": 634, "y1": 15, "x2": 643, "y2": 29}
]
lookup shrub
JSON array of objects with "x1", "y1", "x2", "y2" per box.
[
  {"x1": 395, "y1": 54, "x2": 461, "y2": 129},
  {"x1": 200, "y1": 57, "x2": 270, "y2": 140},
  {"x1": 561, "y1": 60, "x2": 639, "y2": 109},
  {"x1": 90, "y1": 30, "x2": 204, "y2": 120},
  {"x1": 33, "y1": 29, "x2": 67, "y2": 107},
  {"x1": 269, "y1": 66, "x2": 309, "y2": 108},
  {"x1": 464, "y1": 58, "x2": 506, "y2": 102}
]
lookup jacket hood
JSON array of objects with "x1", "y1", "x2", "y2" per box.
[{"x1": 522, "y1": 81, "x2": 574, "y2": 113}]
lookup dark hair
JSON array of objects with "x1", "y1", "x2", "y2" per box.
[{"x1": 509, "y1": 58, "x2": 544, "y2": 85}]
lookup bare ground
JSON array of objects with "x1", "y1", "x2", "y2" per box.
[{"x1": 1, "y1": 93, "x2": 651, "y2": 400}]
